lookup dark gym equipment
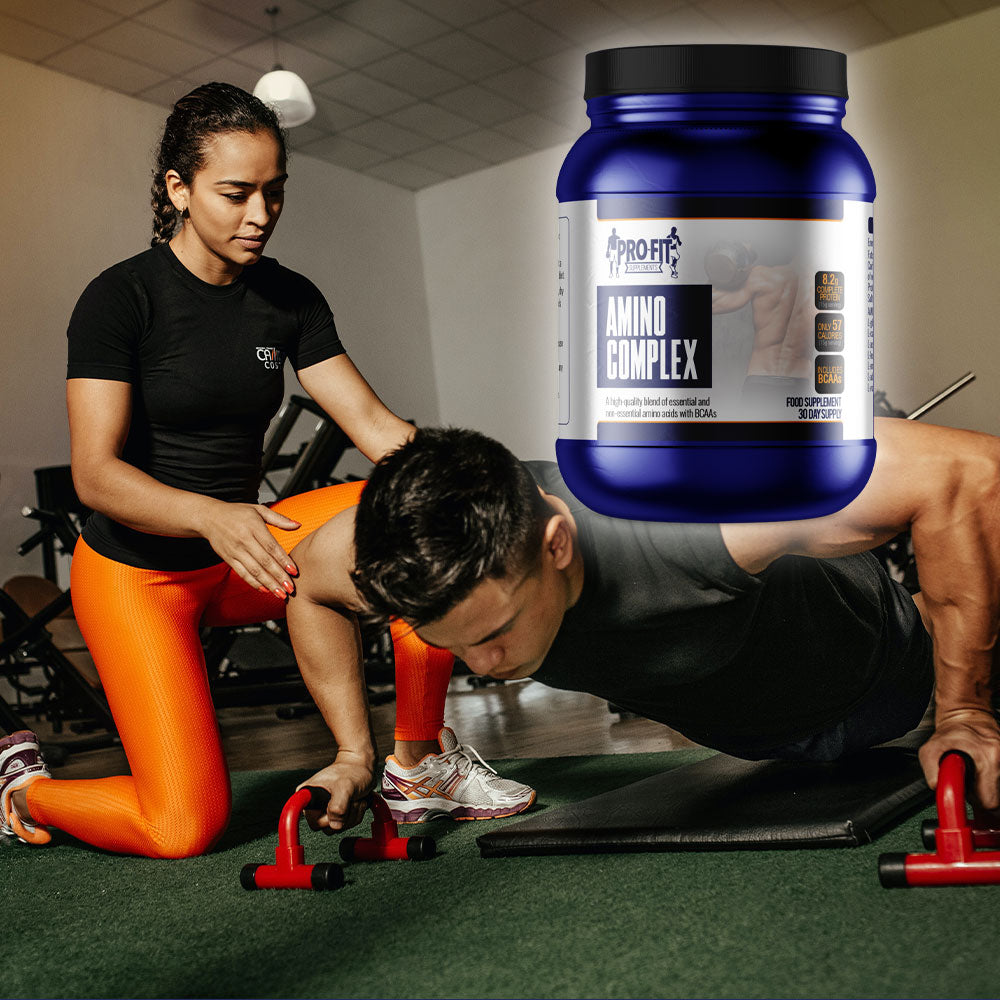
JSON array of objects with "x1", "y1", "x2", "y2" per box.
[
  {"x1": 240, "y1": 785, "x2": 345, "y2": 891},
  {"x1": 878, "y1": 751, "x2": 1000, "y2": 888},
  {"x1": 0, "y1": 581, "x2": 116, "y2": 759},
  {"x1": 1, "y1": 479, "x2": 118, "y2": 760},
  {"x1": 339, "y1": 794, "x2": 436, "y2": 862},
  {"x1": 476, "y1": 747, "x2": 930, "y2": 858},
  {"x1": 29, "y1": 465, "x2": 90, "y2": 584},
  {"x1": 260, "y1": 394, "x2": 356, "y2": 501}
]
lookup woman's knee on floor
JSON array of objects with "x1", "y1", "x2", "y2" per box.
[{"x1": 144, "y1": 786, "x2": 232, "y2": 859}]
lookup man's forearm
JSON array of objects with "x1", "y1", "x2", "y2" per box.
[
  {"x1": 908, "y1": 431, "x2": 1000, "y2": 717},
  {"x1": 285, "y1": 595, "x2": 376, "y2": 768},
  {"x1": 901, "y1": 424, "x2": 1000, "y2": 806}
]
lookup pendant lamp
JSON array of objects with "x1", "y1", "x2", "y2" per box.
[{"x1": 253, "y1": 6, "x2": 316, "y2": 127}]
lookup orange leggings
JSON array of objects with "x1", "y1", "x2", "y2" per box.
[{"x1": 26, "y1": 482, "x2": 454, "y2": 858}]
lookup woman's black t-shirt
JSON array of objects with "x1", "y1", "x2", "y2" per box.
[{"x1": 66, "y1": 242, "x2": 345, "y2": 570}]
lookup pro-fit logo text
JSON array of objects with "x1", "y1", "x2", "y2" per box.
[
  {"x1": 256, "y1": 347, "x2": 284, "y2": 371},
  {"x1": 605, "y1": 226, "x2": 682, "y2": 278}
]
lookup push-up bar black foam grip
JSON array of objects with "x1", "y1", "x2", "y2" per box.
[{"x1": 477, "y1": 747, "x2": 931, "y2": 858}]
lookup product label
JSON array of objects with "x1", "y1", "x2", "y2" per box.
[{"x1": 557, "y1": 199, "x2": 874, "y2": 443}]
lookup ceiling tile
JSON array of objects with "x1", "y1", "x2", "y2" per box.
[
  {"x1": 181, "y1": 55, "x2": 260, "y2": 91},
  {"x1": 364, "y1": 158, "x2": 448, "y2": 190},
  {"x1": 362, "y1": 50, "x2": 465, "y2": 97},
  {"x1": 773, "y1": 0, "x2": 854, "y2": 18},
  {"x1": 466, "y1": 8, "x2": 574, "y2": 60},
  {"x1": 0, "y1": 12, "x2": 72, "y2": 60},
  {"x1": 744, "y1": 21, "x2": 830, "y2": 46},
  {"x1": 0, "y1": 0, "x2": 986, "y2": 190},
  {"x1": 544, "y1": 97, "x2": 590, "y2": 137},
  {"x1": 89, "y1": 0, "x2": 163, "y2": 14},
  {"x1": 799, "y1": 2, "x2": 894, "y2": 49},
  {"x1": 405, "y1": 0, "x2": 508, "y2": 28},
  {"x1": 493, "y1": 110, "x2": 577, "y2": 148},
  {"x1": 640, "y1": 4, "x2": 740, "y2": 42},
  {"x1": 449, "y1": 127, "x2": 535, "y2": 163},
  {"x1": 413, "y1": 29, "x2": 517, "y2": 79},
  {"x1": 864, "y1": 0, "x2": 953, "y2": 35},
  {"x1": 522, "y1": 0, "x2": 629, "y2": 43},
  {"x1": 281, "y1": 14, "x2": 394, "y2": 68},
  {"x1": 531, "y1": 48, "x2": 588, "y2": 93},
  {"x1": 310, "y1": 92, "x2": 371, "y2": 131},
  {"x1": 296, "y1": 133, "x2": 389, "y2": 168},
  {"x1": 136, "y1": 74, "x2": 203, "y2": 107},
  {"x1": 200, "y1": 0, "x2": 318, "y2": 31},
  {"x1": 340, "y1": 118, "x2": 431, "y2": 155},
  {"x1": 432, "y1": 82, "x2": 528, "y2": 126},
  {"x1": 942, "y1": 0, "x2": 999, "y2": 13},
  {"x1": 0, "y1": 0, "x2": 120, "y2": 39},
  {"x1": 315, "y1": 70, "x2": 415, "y2": 114},
  {"x1": 136, "y1": 1, "x2": 264, "y2": 54},
  {"x1": 405, "y1": 144, "x2": 489, "y2": 176},
  {"x1": 44, "y1": 42, "x2": 169, "y2": 92},
  {"x1": 571, "y1": 25, "x2": 657, "y2": 51},
  {"x1": 479, "y1": 63, "x2": 577, "y2": 110},
  {"x1": 598, "y1": 0, "x2": 692, "y2": 22},
  {"x1": 230, "y1": 37, "x2": 344, "y2": 84},
  {"x1": 385, "y1": 101, "x2": 478, "y2": 141},
  {"x1": 285, "y1": 121, "x2": 330, "y2": 147},
  {"x1": 87, "y1": 19, "x2": 216, "y2": 73},
  {"x1": 695, "y1": 0, "x2": 797, "y2": 34},
  {"x1": 335, "y1": 0, "x2": 451, "y2": 46}
]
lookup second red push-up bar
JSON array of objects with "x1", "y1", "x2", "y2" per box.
[{"x1": 879, "y1": 751, "x2": 1000, "y2": 888}]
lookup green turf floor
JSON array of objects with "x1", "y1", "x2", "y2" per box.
[{"x1": 3, "y1": 749, "x2": 999, "y2": 999}]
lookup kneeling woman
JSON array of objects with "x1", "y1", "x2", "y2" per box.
[{"x1": 0, "y1": 84, "x2": 533, "y2": 857}]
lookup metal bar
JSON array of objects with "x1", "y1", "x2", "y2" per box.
[{"x1": 906, "y1": 372, "x2": 975, "y2": 421}]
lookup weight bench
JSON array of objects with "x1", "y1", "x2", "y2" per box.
[{"x1": 477, "y1": 746, "x2": 931, "y2": 857}]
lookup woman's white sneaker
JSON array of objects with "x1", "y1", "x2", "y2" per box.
[{"x1": 0, "y1": 730, "x2": 52, "y2": 845}]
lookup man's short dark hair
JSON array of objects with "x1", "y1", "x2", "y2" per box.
[{"x1": 351, "y1": 427, "x2": 550, "y2": 626}]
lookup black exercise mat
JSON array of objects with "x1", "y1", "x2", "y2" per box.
[{"x1": 477, "y1": 746, "x2": 931, "y2": 857}]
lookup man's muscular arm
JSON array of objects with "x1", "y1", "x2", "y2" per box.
[
  {"x1": 722, "y1": 417, "x2": 1000, "y2": 807},
  {"x1": 285, "y1": 506, "x2": 376, "y2": 831}
]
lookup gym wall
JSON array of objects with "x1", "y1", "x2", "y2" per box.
[
  {"x1": 416, "y1": 5, "x2": 1000, "y2": 460},
  {"x1": 0, "y1": 53, "x2": 438, "y2": 585},
  {"x1": 2, "y1": 6, "x2": 998, "y2": 584}
]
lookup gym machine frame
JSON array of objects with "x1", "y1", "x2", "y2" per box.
[{"x1": 0, "y1": 497, "x2": 118, "y2": 760}]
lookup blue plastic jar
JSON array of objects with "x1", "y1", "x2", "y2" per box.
[{"x1": 556, "y1": 45, "x2": 876, "y2": 521}]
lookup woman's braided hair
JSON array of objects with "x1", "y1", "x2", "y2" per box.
[{"x1": 150, "y1": 82, "x2": 286, "y2": 247}]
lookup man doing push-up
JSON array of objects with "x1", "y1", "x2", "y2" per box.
[{"x1": 344, "y1": 418, "x2": 1000, "y2": 820}]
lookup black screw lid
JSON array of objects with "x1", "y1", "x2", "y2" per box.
[{"x1": 585, "y1": 45, "x2": 847, "y2": 100}]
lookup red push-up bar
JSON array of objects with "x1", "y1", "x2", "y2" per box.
[
  {"x1": 339, "y1": 793, "x2": 436, "y2": 862},
  {"x1": 241, "y1": 786, "x2": 344, "y2": 891},
  {"x1": 879, "y1": 751, "x2": 1000, "y2": 888},
  {"x1": 241, "y1": 787, "x2": 436, "y2": 890}
]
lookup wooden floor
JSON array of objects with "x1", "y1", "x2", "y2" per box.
[{"x1": 27, "y1": 674, "x2": 698, "y2": 781}]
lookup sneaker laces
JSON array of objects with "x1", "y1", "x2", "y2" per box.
[{"x1": 437, "y1": 741, "x2": 498, "y2": 780}]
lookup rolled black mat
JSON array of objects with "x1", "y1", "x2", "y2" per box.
[{"x1": 477, "y1": 747, "x2": 931, "y2": 857}]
